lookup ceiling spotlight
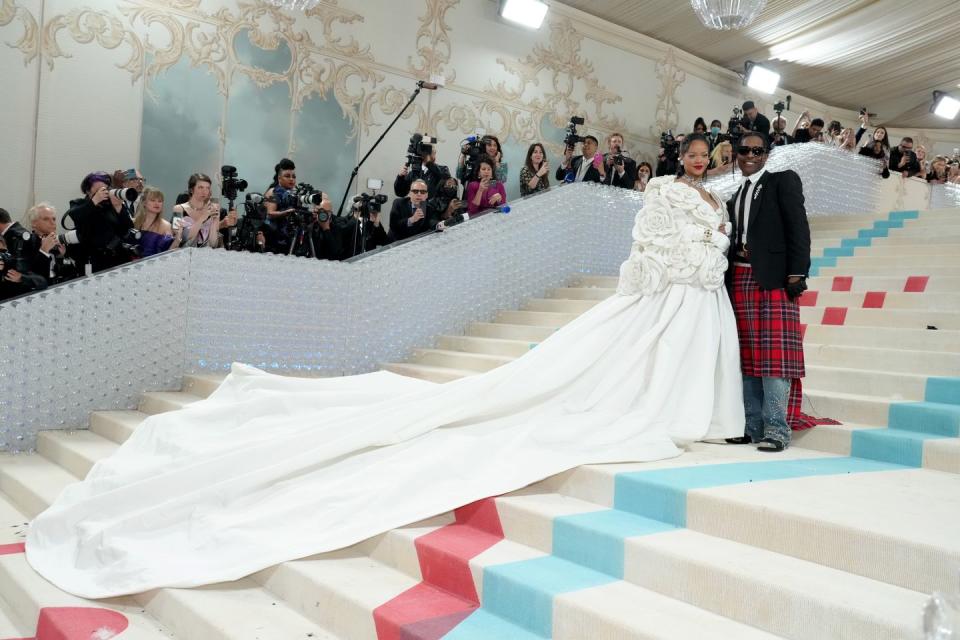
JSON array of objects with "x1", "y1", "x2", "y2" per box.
[
  {"x1": 499, "y1": 0, "x2": 548, "y2": 29},
  {"x1": 744, "y1": 61, "x2": 780, "y2": 94},
  {"x1": 932, "y1": 91, "x2": 960, "y2": 120}
]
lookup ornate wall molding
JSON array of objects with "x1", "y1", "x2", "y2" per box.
[
  {"x1": 651, "y1": 47, "x2": 685, "y2": 137},
  {"x1": 407, "y1": 0, "x2": 457, "y2": 85},
  {"x1": 1, "y1": 0, "x2": 40, "y2": 64}
]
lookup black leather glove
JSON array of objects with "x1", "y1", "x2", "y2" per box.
[{"x1": 785, "y1": 277, "x2": 808, "y2": 301}]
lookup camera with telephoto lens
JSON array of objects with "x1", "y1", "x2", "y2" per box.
[
  {"x1": 352, "y1": 192, "x2": 388, "y2": 218},
  {"x1": 407, "y1": 133, "x2": 438, "y2": 174},
  {"x1": 275, "y1": 183, "x2": 324, "y2": 211},
  {"x1": 221, "y1": 165, "x2": 248, "y2": 205},
  {"x1": 107, "y1": 187, "x2": 138, "y2": 202},
  {"x1": 564, "y1": 116, "x2": 585, "y2": 148},
  {"x1": 226, "y1": 193, "x2": 265, "y2": 252}
]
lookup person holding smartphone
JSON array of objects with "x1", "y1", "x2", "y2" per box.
[
  {"x1": 173, "y1": 173, "x2": 233, "y2": 248},
  {"x1": 466, "y1": 156, "x2": 507, "y2": 214}
]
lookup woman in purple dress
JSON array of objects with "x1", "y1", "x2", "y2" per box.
[{"x1": 134, "y1": 186, "x2": 180, "y2": 257}]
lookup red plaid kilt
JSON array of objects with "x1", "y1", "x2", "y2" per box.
[{"x1": 731, "y1": 264, "x2": 805, "y2": 379}]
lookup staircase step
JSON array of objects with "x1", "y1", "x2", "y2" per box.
[
  {"x1": 466, "y1": 322, "x2": 557, "y2": 342},
  {"x1": 835, "y1": 254, "x2": 960, "y2": 267},
  {"x1": 523, "y1": 298, "x2": 600, "y2": 313},
  {"x1": 495, "y1": 309, "x2": 578, "y2": 327},
  {"x1": 806, "y1": 275, "x2": 960, "y2": 293},
  {"x1": 0, "y1": 493, "x2": 27, "y2": 546},
  {"x1": 0, "y1": 595, "x2": 30, "y2": 640},
  {"x1": 804, "y1": 342, "x2": 960, "y2": 376},
  {"x1": 800, "y1": 290, "x2": 960, "y2": 310},
  {"x1": 817, "y1": 265, "x2": 960, "y2": 277},
  {"x1": 181, "y1": 373, "x2": 226, "y2": 398},
  {"x1": 801, "y1": 389, "x2": 890, "y2": 426},
  {"x1": 801, "y1": 306, "x2": 960, "y2": 331},
  {"x1": 571, "y1": 275, "x2": 618, "y2": 289},
  {"x1": 382, "y1": 362, "x2": 473, "y2": 383},
  {"x1": 436, "y1": 335, "x2": 535, "y2": 358},
  {"x1": 547, "y1": 286, "x2": 615, "y2": 300},
  {"x1": 0, "y1": 454, "x2": 76, "y2": 518},
  {"x1": 813, "y1": 244, "x2": 960, "y2": 258},
  {"x1": 36, "y1": 429, "x2": 120, "y2": 479},
  {"x1": 804, "y1": 365, "x2": 927, "y2": 401},
  {"x1": 925, "y1": 437, "x2": 960, "y2": 474},
  {"x1": 138, "y1": 391, "x2": 204, "y2": 415},
  {"x1": 134, "y1": 578, "x2": 338, "y2": 640},
  {"x1": 411, "y1": 348, "x2": 514, "y2": 373},
  {"x1": 803, "y1": 324, "x2": 960, "y2": 352},
  {"x1": 89, "y1": 409, "x2": 149, "y2": 444},
  {"x1": 871, "y1": 233, "x2": 960, "y2": 245}
]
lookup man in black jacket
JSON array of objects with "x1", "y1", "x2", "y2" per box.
[
  {"x1": 556, "y1": 135, "x2": 604, "y2": 184},
  {"x1": 601, "y1": 133, "x2": 637, "y2": 189},
  {"x1": 739, "y1": 101, "x2": 771, "y2": 137},
  {"x1": 0, "y1": 208, "x2": 47, "y2": 301},
  {"x1": 394, "y1": 148, "x2": 451, "y2": 199},
  {"x1": 64, "y1": 172, "x2": 136, "y2": 273},
  {"x1": 889, "y1": 137, "x2": 922, "y2": 177},
  {"x1": 388, "y1": 179, "x2": 437, "y2": 241},
  {"x1": 725, "y1": 132, "x2": 811, "y2": 452}
]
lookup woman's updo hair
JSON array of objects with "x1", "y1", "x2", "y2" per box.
[
  {"x1": 679, "y1": 133, "x2": 710, "y2": 155},
  {"x1": 270, "y1": 158, "x2": 296, "y2": 189}
]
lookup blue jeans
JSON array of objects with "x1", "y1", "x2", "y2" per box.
[{"x1": 742, "y1": 375, "x2": 791, "y2": 447}]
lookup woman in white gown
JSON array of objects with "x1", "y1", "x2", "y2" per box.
[{"x1": 27, "y1": 136, "x2": 745, "y2": 598}]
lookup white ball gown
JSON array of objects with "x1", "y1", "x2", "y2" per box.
[{"x1": 26, "y1": 176, "x2": 745, "y2": 598}]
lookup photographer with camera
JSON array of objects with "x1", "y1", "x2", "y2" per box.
[
  {"x1": 770, "y1": 117, "x2": 793, "y2": 147},
  {"x1": 889, "y1": 137, "x2": 922, "y2": 178},
  {"x1": 426, "y1": 176, "x2": 466, "y2": 232},
  {"x1": 739, "y1": 101, "x2": 771, "y2": 137},
  {"x1": 656, "y1": 131, "x2": 680, "y2": 177},
  {"x1": 467, "y1": 156, "x2": 507, "y2": 214},
  {"x1": 557, "y1": 125, "x2": 604, "y2": 184},
  {"x1": 0, "y1": 207, "x2": 47, "y2": 300},
  {"x1": 25, "y1": 203, "x2": 69, "y2": 285},
  {"x1": 394, "y1": 134, "x2": 451, "y2": 199},
  {"x1": 457, "y1": 135, "x2": 508, "y2": 185},
  {"x1": 389, "y1": 178, "x2": 435, "y2": 240},
  {"x1": 791, "y1": 111, "x2": 823, "y2": 143},
  {"x1": 602, "y1": 132, "x2": 637, "y2": 189},
  {"x1": 348, "y1": 186, "x2": 392, "y2": 256},
  {"x1": 520, "y1": 143, "x2": 550, "y2": 196},
  {"x1": 856, "y1": 121, "x2": 891, "y2": 178},
  {"x1": 63, "y1": 172, "x2": 138, "y2": 273}
]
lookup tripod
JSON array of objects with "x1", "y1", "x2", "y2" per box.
[{"x1": 287, "y1": 212, "x2": 317, "y2": 258}]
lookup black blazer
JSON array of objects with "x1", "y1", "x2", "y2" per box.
[
  {"x1": 555, "y1": 156, "x2": 602, "y2": 184},
  {"x1": 388, "y1": 197, "x2": 434, "y2": 241},
  {"x1": 726, "y1": 170, "x2": 811, "y2": 291},
  {"x1": 602, "y1": 155, "x2": 637, "y2": 189}
]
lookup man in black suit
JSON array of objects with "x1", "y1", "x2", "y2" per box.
[
  {"x1": 0, "y1": 207, "x2": 47, "y2": 301},
  {"x1": 388, "y1": 179, "x2": 438, "y2": 241},
  {"x1": 725, "y1": 132, "x2": 811, "y2": 452},
  {"x1": 601, "y1": 132, "x2": 637, "y2": 189},
  {"x1": 556, "y1": 135, "x2": 604, "y2": 184},
  {"x1": 738, "y1": 101, "x2": 771, "y2": 137},
  {"x1": 889, "y1": 136, "x2": 922, "y2": 177}
]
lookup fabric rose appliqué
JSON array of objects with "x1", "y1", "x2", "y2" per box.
[
  {"x1": 632, "y1": 198, "x2": 680, "y2": 248},
  {"x1": 660, "y1": 181, "x2": 704, "y2": 212},
  {"x1": 617, "y1": 251, "x2": 668, "y2": 296},
  {"x1": 697, "y1": 248, "x2": 729, "y2": 290}
]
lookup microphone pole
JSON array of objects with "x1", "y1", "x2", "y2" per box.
[{"x1": 335, "y1": 80, "x2": 433, "y2": 218}]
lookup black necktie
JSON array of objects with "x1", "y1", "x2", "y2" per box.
[{"x1": 737, "y1": 179, "x2": 751, "y2": 250}]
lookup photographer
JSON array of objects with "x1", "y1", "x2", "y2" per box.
[
  {"x1": 519, "y1": 143, "x2": 550, "y2": 196},
  {"x1": 0, "y1": 207, "x2": 47, "y2": 300},
  {"x1": 25, "y1": 202, "x2": 68, "y2": 285},
  {"x1": 172, "y1": 173, "x2": 233, "y2": 249},
  {"x1": 739, "y1": 101, "x2": 771, "y2": 136},
  {"x1": 558, "y1": 135, "x2": 604, "y2": 183},
  {"x1": 349, "y1": 195, "x2": 392, "y2": 256},
  {"x1": 457, "y1": 135, "x2": 507, "y2": 185},
  {"x1": 889, "y1": 137, "x2": 922, "y2": 177},
  {"x1": 792, "y1": 112, "x2": 823, "y2": 143},
  {"x1": 770, "y1": 117, "x2": 793, "y2": 147},
  {"x1": 655, "y1": 132, "x2": 681, "y2": 177},
  {"x1": 394, "y1": 136, "x2": 451, "y2": 199},
  {"x1": 427, "y1": 176, "x2": 465, "y2": 229},
  {"x1": 466, "y1": 157, "x2": 507, "y2": 214},
  {"x1": 389, "y1": 179, "x2": 435, "y2": 240},
  {"x1": 63, "y1": 172, "x2": 137, "y2": 273},
  {"x1": 602, "y1": 132, "x2": 637, "y2": 189}
]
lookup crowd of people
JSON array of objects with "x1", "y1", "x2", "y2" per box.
[{"x1": 2, "y1": 102, "x2": 957, "y2": 302}]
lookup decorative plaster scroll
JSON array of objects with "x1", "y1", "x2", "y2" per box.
[
  {"x1": 407, "y1": 0, "x2": 458, "y2": 85},
  {"x1": 651, "y1": 47, "x2": 684, "y2": 137},
  {"x1": 0, "y1": 0, "x2": 39, "y2": 63},
  {"x1": 43, "y1": 8, "x2": 144, "y2": 76}
]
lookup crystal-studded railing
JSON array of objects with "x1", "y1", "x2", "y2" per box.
[
  {"x1": 931, "y1": 182, "x2": 960, "y2": 210},
  {"x1": 0, "y1": 145, "x2": 913, "y2": 451}
]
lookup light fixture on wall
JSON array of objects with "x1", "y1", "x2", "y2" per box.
[
  {"x1": 931, "y1": 91, "x2": 960, "y2": 120},
  {"x1": 690, "y1": 0, "x2": 767, "y2": 30},
  {"x1": 264, "y1": 0, "x2": 322, "y2": 12},
  {"x1": 499, "y1": 0, "x2": 548, "y2": 29},
  {"x1": 744, "y1": 61, "x2": 780, "y2": 94}
]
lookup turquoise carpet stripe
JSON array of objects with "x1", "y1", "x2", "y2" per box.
[
  {"x1": 614, "y1": 457, "x2": 902, "y2": 526},
  {"x1": 840, "y1": 236, "x2": 873, "y2": 249},
  {"x1": 925, "y1": 377, "x2": 960, "y2": 406},
  {"x1": 552, "y1": 510, "x2": 677, "y2": 578},
  {"x1": 824, "y1": 246, "x2": 856, "y2": 258},
  {"x1": 889, "y1": 210, "x2": 920, "y2": 221},
  {"x1": 888, "y1": 402, "x2": 960, "y2": 437},
  {"x1": 481, "y1": 556, "x2": 614, "y2": 637},
  {"x1": 872, "y1": 219, "x2": 904, "y2": 230},
  {"x1": 441, "y1": 609, "x2": 545, "y2": 639},
  {"x1": 858, "y1": 227, "x2": 889, "y2": 238},
  {"x1": 850, "y1": 428, "x2": 948, "y2": 467}
]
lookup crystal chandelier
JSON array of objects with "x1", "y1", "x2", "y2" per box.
[
  {"x1": 690, "y1": 0, "x2": 767, "y2": 30},
  {"x1": 264, "y1": 0, "x2": 322, "y2": 12}
]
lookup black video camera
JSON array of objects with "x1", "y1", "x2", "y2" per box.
[
  {"x1": 407, "y1": 133, "x2": 438, "y2": 174},
  {"x1": 660, "y1": 130, "x2": 678, "y2": 159},
  {"x1": 105, "y1": 228, "x2": 142, "y2": 260},
  {"x1": 461, "y1": 135, "x2": 485, "y2": 180},
  {"x1": 0, "y1": 250, "x2": 14, "y2": 278},
  {"x1": 564, "y1": 116, "x2": 585, "y2": 148},
  {"x1": 728, "y1": 106, "x2": 744, "y2": 143},
  {"x1": 352, "y1": 192, "x2": 388, "y2": 218},
  {"x1": 221, "y1": 165, "x2": 248, "y2": 206}
]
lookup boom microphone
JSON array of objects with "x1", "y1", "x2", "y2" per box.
[{"x1": 418, "y1": 80, "x2": 441, "y2": 90}]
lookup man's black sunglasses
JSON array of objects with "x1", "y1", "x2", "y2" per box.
[{"x1": 736, "y1": 145, "x2": 767, "y2": 157}]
